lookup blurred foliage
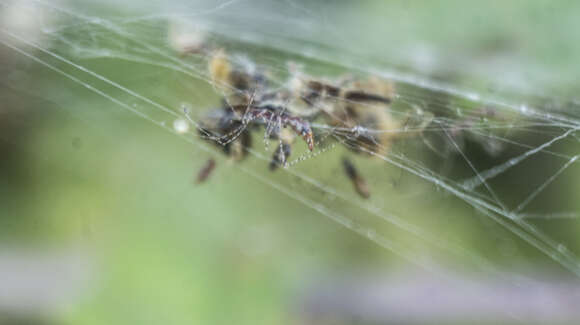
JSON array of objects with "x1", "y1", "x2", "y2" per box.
[{"x1": 1, "y1": 1, "x2": 580, "y2": 325}]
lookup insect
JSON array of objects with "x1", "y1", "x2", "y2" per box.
[{"x1": 189, "y1": 49, "x2": 433, "y2": 198}]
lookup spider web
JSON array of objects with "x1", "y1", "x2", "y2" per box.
[{"x1": 2, "y1": 0, "x2": 580, "y2": 286}]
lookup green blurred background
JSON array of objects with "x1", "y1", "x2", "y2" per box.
[{"x1": 1, "y1": 0, "x2": 580, "y2": 324}]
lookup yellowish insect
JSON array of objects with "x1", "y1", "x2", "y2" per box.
[{"x1": 192, "y1": 49, "x2": 433, "y2": 198}]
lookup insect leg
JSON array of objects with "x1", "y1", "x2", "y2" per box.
[
  {"x1": 196, "y1": 158, "x2": 217, "y2": 184},
  {"x1": 342, "y1": 157, "x2": 370, "y2": 199},
  {"x1": 269, "y1": 141, "x2": 291, "y2": 171}
]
